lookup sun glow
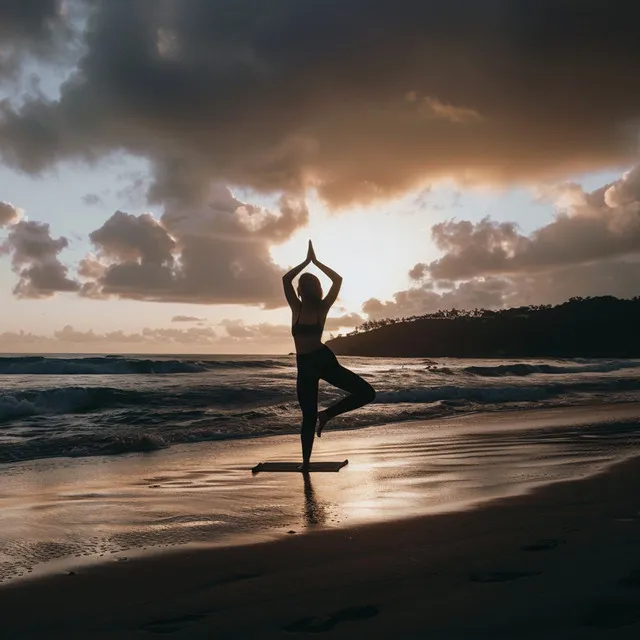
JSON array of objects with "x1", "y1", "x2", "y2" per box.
[{"x1": 270, "y1": 198, "x2": 432, "y2": 312}]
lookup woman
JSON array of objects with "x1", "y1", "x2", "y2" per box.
[{"x1": 283, "y1": 240, "x2": 376, "y2": 472}]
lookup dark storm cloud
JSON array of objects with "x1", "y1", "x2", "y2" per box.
[
  {"x1": 365, "y1": 168, "x2": 640, "y2": 318},
  {"x1": 0, "y1": 219, "x2": 80, "y2": 297},
  {"x1": 0, "y1": 0, "x2": 73, "y2": 77},
  {"x1": 80, "y1": 186, "x2": 308, "y2": 306},
  {"x1": 0, "y1": 0, "x2": 64, "y2": 39},
  {"x1": 2, "y1": 1, "x2": 640, "y2": 205}
]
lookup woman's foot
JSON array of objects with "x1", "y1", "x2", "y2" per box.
[{"x1": 316, "y1": 410, "x2": 330, "y2": 437}]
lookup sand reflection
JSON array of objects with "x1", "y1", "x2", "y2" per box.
[{"x1": 302, "y1": 474, "x2": 328, "y2": 527}]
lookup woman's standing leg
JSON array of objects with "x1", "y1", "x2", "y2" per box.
[
  {"x1": 318, "y1": 356, "x2": 375, "y2": 436},
  {"x1": 296, "y1": 369, "x2": 319, "y2": 468}
]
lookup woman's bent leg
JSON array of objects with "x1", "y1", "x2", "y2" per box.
[
  {"x1": 296, "y1": 372, "x2": 319, "y2": 466},
  {"x1": 320, "y1": 362, "x2": 376, "y2": 422}
]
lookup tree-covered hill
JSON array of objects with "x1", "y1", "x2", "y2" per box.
[{"x1": 326, "y1": 296, "x2": 640, "y2": 357}]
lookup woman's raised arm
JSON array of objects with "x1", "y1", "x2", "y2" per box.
[
  {"x1": 282, "y1": 242, "x2": 313, "y2": 310},
  {"x1": 310, "y1": 243, "x2": 342, "y2": 308}
]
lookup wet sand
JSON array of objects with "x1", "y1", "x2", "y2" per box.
[{"x1": 1, "y1": 404, "x2": 640, "y2": 637}]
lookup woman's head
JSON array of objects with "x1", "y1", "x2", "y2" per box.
[{"x1": 297, "y1": 273, "x2": 323, "y2": 304}]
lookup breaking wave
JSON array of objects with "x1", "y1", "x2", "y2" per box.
[
  {"x1": 2, "y1": 354, "x2": 640, "y2": 464},
  {"x1": 463, "y1": 360, "x2": 640, "y2": 377},
  {"x1": 0, "y1": 355, "x2": 288, "y2": 376}
]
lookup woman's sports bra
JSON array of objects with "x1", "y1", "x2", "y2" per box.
[{"x1": 292, "y1": 307, "x2": 323, "y2": 338}]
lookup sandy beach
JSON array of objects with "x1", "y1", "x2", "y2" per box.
[{"x1": 2, "y1": 404, "x2": 640, "y2": 638}]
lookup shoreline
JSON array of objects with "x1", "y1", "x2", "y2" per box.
[
  {"x1": 4, "y1": 397, "x2": 640, "y2": 466},
  {"x1": 2, "y1": 452, "x2": 640, "y2": 637}
]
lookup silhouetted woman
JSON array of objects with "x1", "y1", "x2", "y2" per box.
[{"x1": 283, "y1": 240, "x2": 376, "y2": 472}]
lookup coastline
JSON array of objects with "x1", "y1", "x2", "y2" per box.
[{"x1": 1, "y1": 403, "x2": 640, "y2": 637}]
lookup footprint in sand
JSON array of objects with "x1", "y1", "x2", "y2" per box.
[
  {"x1": 283, "y1": 605, "x2": 379, "y2": 633},
  {"x1": 520, "y1": 538, "x2": 565, "y2": 552},
  {"x1": 469, "y1": 570, "x2": 540, "y2": 583},
  {"x1": 144, "y1": 612, "x2": 209, "y2": 634},
  {"x1": 583, "y1": 599, "x2": 640, "y2": 629}
]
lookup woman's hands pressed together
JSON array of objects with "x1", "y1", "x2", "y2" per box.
[{"x1": 306, "y1": 239, "x2": 317, "y2": 265}]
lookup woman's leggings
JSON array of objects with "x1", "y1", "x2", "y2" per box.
[{"x1": 296, "y1": 345, "x2": 376, "y2": 462}]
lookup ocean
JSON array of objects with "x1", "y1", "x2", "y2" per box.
[{"x1": 3, "y1": 353, "x2": 640, "y2": 466}]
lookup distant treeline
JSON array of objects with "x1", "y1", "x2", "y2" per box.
[{"x1": 326, "y1": 296, "x2": 640, "y2": 357}]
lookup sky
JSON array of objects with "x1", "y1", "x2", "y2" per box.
[{"x1": 0, "y1": 0, "x2": 639, "y2": 354}]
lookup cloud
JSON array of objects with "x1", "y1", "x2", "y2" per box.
[
  {"x1": 171, "y1": 315, "x2": 205, "y2": 323},
  {"x1": 0, "y1": 324, "x2": 219, "y2": 349},
  {"x1": 604, "y1": 164, "x2": 640, "y2": 208},
  {"x1": 407, "y1": 94, "x2": 484, "y2": 124},
  {"x1": 364, "y1": 278, "x2": 511, "y2": 319},
  {"x1": 220, "y1": 319, "x2": 254, "y2": 339},
  {"x1": 0, "y1": 320, "x2": 301, "y2": 353},
  {"x1": 408, "y1": 263, "x2": 428, "y2": 280},
  {"x1": 0, "y1": 1, "x2": 65, "y2": 41},
  {"x1": 325, "y1": 313, "x2": 364, "y2": 331},
  {"x1": 0, "y1": 219, "x2": 79, "y2": 297},
  {"x1": 90, "y1": 210, "x2": 176, "y2": 263},
  {"x1": 0, "y1": 201, "x2": 21, "y2": 226},
  {"x1": 82, "y1": 193, "x2": 102, "y2": 206},
  {"x1": 0, "y1": 316, "x2": 365, "y2": 353},
  {"x1": 2, "y1": 1, "x2": 640, "y2": 206},
  {"x1": 218, "y1": 313, "x2": 364, "y2": 341},
  {"x1": 220, "y1": 319, "x2": 289, "y2": 340},
  {"x1": 365, "y1": 167, "x2": 640, "y2": 318},
  {"x1": 140, "y1": 326, "x2": 218, "y2": 345},
  {"x1": 79, "y1": 186, "x2": 308, "y2": 306},
  {"x1": 411, "y1": 168, "x2": 640, "y2": 283},
  {"x1": 54, "y1": 324, "x2": 221, "y2": 346},
  {"x1": 0, "y1": 0, "x2": 74, "y2": 78}
]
